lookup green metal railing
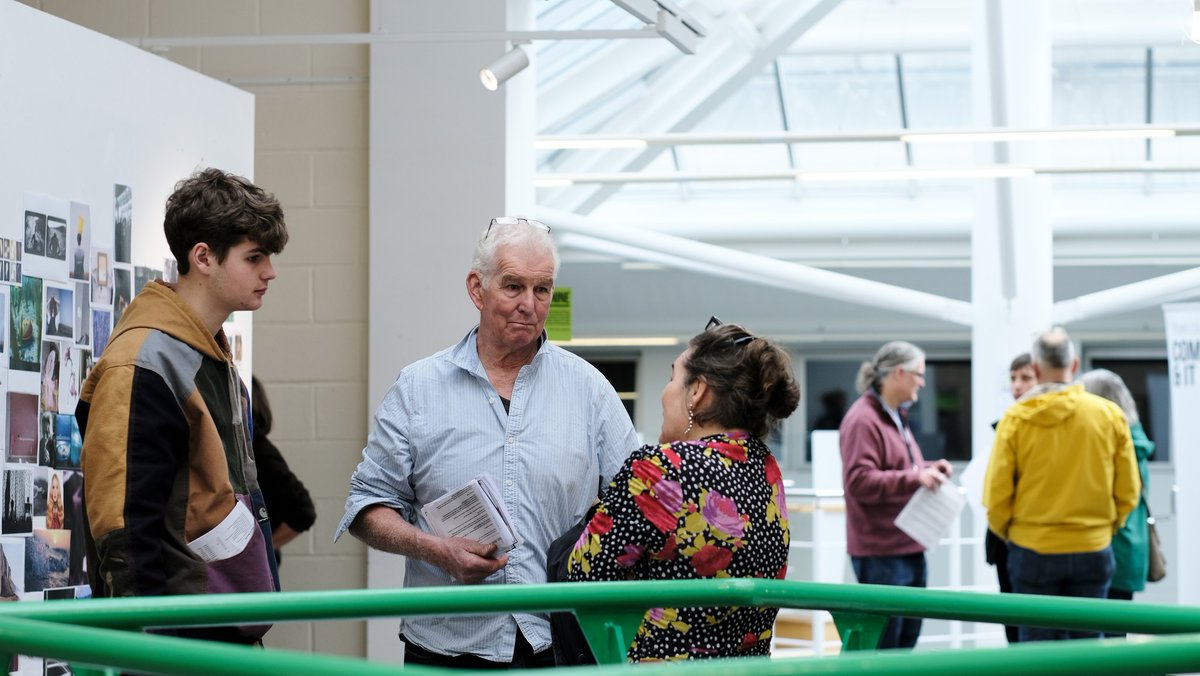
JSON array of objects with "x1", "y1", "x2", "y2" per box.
[{"x1": 1, "y1": 580, "x2": 1199, "y2": 673}]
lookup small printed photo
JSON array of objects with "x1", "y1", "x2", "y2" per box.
[
  {"x1": 163, "y1": 257, "x2": 179, "y2": 284},
  {"x1": 9, "y1": 275, "x2": 43, "y2": 372},
  {"x1": 6, "y1": 392, "x2": 39, "y2": 464},
  {"x1": 43, "y1": 283, "x2": 74, "y2": 339},
  {"x1": 0, "y1": 238, "x2": 20, "y2": 287},
  {"x1": 54, "y1": 414, "x2": 81, "y2": 470},
  {"x1": 92, "y1": 309, "x2": 112, "y2": 358},
  {"x1": 74, "y1": 281, "x2": 91, "y2": 349},
  {"x1": 2, "y1": 467, "x2": 34, "y2": 535},
  {"x1": 68, "y1": 201, "x2": 91, "y2": 281},
  {"x1": 114, "y1": 184, "x2": 132, "y2": 264},
  {"x1": 0, "y1": 289, "x2": 7, "y2": 356},
  {"x1": 23, "y1": 211, "x2": 47, "y2": 258},
  {"x1": 45, "y1": 469, "x2": 64, "y2": 530},
  {"x1": 46, "y1": 216, "x2": 68, "y2": 262},
  {"x1": 38, "y1": 411, "x2": 55, "y2": 466},
  {"x1": 32, "y1": 466, "x2": 48, "y2": 518},
  {"x1": 39, "y1": 341, "x2": 61, "y2": 414},
  {"x1": 43, "y1": 586, "x2": 74, "y2": 601},
  {"x1": 24, "y1": 528, "x2": 70, "y2": 592},
  {"x1": 0, "y1": 537, "x2": 25, "y2": 599},
  {"x1": 134, "y1": 266, "x2": 161, "y2": 295},
  {"x1": 61, "y1": 470, "x2": 85, "y2": 585},
  {"x1": 90, "y1": 246, "x2": 114, "y2": 307},
  {"x1": 58, "y1": 347, "x2": 82, "y2": 416},
  {"x1": 114, "y1": 267, "x2": 132, "y2": 327}
]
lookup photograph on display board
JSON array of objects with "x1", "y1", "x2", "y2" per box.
[
  {"x1": 114, "y1": 184, "x2": 132, "y2": 264},
  {"x1": 0, "y1": 367, "x2": 8, "y2": 455},
  {"x1": 0, "y1": 238, "x2": 21, "y2": 287},
  {"x1": 113, "y1": 266, "x2": 131, "y2": 326},
  {"x1": 24, "y1": 529, "x2": 69, "y2": 593},
  {"x1": 0, "y1": 289, "x2": 7, "y2": 356},
  {"x1": 23, "y1": 194, "x2": 70, "y2": 282},
  {"x1": 43, "y1": 283, "x2": 73, "y2": 340},
  {"x1": 3, "y1": 468, "x2": 33, "y2": 535},
  {"x1": 6, "y1": 392, "x2": 38, "y2": 464},
  {"x1": 163, "y1": 257, "x2": 178, "y2": 284},
  {"x1": 61, "y1": 470, "x2": 85, "y2": 586},
  {"x1": 73, "y1": 281, "x2": 90, "y2": 349},
  {"x1": 45, "y1": 216, "x2": 67, "y2": 262},
  {"x1": 134, "y1": 266, "x2": 162, "y2": 296},
  {"x1": 38, "y1": 412, "x2": 55, "y2": 467},
  {"x1": 47, "y1": 471, "x2": 64, "y2": 530},
  {"x1": 39, "y1": 341, "x2": 61, "y2": 414},
  {"x1": 23, "y1": 211, "x2": 46, "y2": 258},
  {"x1": 32, "y1": 466, "x2": 47, "y2": 521},
  {"x1": 68, "y1": 201, "x2": 90, "y2": 282},
  {"x1": 0, "y1": 537, "x2": 24, "y2": 599},
  {"x1": 90, "y1": 246, "x2": 113, "y2": 307},
  {"x1": 91, "y1": 309, "x2": 112, "y2": 358},
  {"x1": 9, "y1": 276, "x2": 42, "y2": 372},
  {"x1": 58, "y1": 347, "x2": 80, "y2": 416},
  {"x1": 54, "y1": 414, "x2": 81, "y2": 470}
]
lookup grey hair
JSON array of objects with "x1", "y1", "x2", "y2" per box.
[
  {"x1": 1080, "y1": 368, "x2": 1139, "y2": 423},
  {"x1": 1032, "y1": 327, "x2": 1076, "y2": 370},
  {"x1": 855, "y1": 341, "x2": 925, "y2": 394},
  {"x1": 470, "y1": 218, "x2": 560, "y2": 285}
]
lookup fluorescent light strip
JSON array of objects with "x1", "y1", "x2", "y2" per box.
[
  {"x1": 534, "y1": 138, "x2": 649, "y2": 150},
  {"x1": 796, "y1": 167, "x2": 1034, "y2": 182},
  {"x1": 534, "y1": 177, "x2": 575, "y2": 188},
  {"x1": 901, "y1": 129, "x2": 1176, "y2": 143},
  {"x1": 551, "y1": 337, "x2": 680, "y2": 347}
]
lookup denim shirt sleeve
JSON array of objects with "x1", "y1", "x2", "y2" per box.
[{"x1": 334, "y1": 373, "x2": 417, "y2": 540}]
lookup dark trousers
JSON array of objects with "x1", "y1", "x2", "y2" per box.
[
  {"x1": 984, "y1": 530, "x2": 1021, "y2": 643},
  {"x1": 851, "y1": 553, "x2": 926, "y2": 649},
  {"x1": 1007, "y1": 543, "x2": 1114, "y2": 642},
  {"x1": 401, "y1": 632, "x2": 554, "y2": 670},
  {"x1": 1103, "y1": 587, "x2": 1134, "y2": 638}
]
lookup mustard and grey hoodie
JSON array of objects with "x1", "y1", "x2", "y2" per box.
[
  {"x1": 78, "y1": 280, "x2": 278, "y2": 642},
  {"x1": 982, "y1": 383, "x2": 1140, "y2": 555}
]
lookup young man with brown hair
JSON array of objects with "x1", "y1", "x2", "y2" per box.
[{"x1": 78, "y1": 168, "x2": 288, "y2": 644}]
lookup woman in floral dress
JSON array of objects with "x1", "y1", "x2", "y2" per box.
[{"x1": 566, "y1": 320, "x2": 800, "y2": 661}]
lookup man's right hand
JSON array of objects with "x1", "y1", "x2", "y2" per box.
[
  {"x1": 435, "y1": 537, "x2": 508, "y2": 584},
  {"x1": 917, "y1": 465, "x2": 948, "y2": 490}
]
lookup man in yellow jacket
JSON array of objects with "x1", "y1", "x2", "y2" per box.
[{"x1": 983, "y1": 327, "x2": 1140, "y2": 642}]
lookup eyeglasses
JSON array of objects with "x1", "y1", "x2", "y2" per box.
[
  {"x1": 706, "y1": 316, "x2": 755, "y2": 346},
  {"x1": 486, "y1": 217, "x2": 551, "y2": 239}
]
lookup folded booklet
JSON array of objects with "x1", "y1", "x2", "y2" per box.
[{"x1": 420, "y1": 473, "x2": 523, "y2": 553}]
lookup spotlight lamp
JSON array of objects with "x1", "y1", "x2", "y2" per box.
[{"x1": 480, "y1": 45, "x2": 529, "y2": 91}]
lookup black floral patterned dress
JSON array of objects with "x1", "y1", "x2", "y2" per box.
[{"x1": 565, "y1": 432, "x2": 790, "y2": 661}]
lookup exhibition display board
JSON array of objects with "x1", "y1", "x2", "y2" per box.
[{"x1": 0, "y1": 3, "x2": 255, "y2": 672}]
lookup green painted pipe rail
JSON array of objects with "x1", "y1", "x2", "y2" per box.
[
  {"x1": 3, "y1": 611, "x2": 1200, "y2": 675},
  {"x1": 2, "y1": 579, "x2": 1200, "y2": 670}
]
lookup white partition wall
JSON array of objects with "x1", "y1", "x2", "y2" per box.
[
  {"x1": 0, "y1": 2, "x2": 257, "y2": 369},
  {"x1": 0, "y1": 3, "x2": 256, "y2": 673}
]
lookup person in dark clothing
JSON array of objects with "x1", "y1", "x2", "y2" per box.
[{"x1": 251, "y1": 376, "x2": 316, "y2": 565}]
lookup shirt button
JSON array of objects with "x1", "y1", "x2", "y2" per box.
[
  {"x1": 506, "y1": 480, "x2": 514, "y2": 487},
  {"x1": 507, "y1": 436, "x2": 514, "y2": 443}
]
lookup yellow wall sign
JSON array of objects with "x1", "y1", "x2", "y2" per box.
[{"x1": 547, "y1": 287, "x2": 571, "y2": 341}]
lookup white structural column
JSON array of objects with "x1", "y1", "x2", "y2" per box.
[
  {"x1": 367, "y1": 0, "x2": 535, "y2": 663},
  {"x1": 960, "y1": 0, "x2": 1054, "y2": 597}
]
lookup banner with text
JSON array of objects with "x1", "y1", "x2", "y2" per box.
[{"x1": 1164, "y1": 303, "x2": 1200, "y2": 604}]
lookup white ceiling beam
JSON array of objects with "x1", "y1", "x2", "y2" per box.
[
  {"x1": 542, "y1": 207, "x2": 973, "y2": 326},
  {"x1": 1054, "y1": 267, "x2": 1200, "y2": 324}
]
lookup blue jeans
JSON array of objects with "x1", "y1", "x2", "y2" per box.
[
  {"x1": 850, "y1": 554, "x2": 926, "y2": 649},
  {"x1": 1006, "y1": 543, "x2": 1114, "y2": 642}
]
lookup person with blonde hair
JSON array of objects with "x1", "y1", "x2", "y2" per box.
[
  {"x1": 1080, "y1": 369, "x2": 1154, "y2": 614},
  {"x1": 840, "y1": 340, "x2": 952, "y2": 649}
]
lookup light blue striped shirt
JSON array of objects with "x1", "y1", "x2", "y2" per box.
[{"x1": 336, "y1": 326, "x2": 638, "y2": 661}]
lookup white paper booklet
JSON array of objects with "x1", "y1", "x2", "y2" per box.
[
  {"x1": 187, "y1": 500, "x2": 257, "y2": 562},
  {"x1": 894, "y1": 481, "x2": 966, "y2": 551},
  {"x1": 421, "y1": 473, "x2": 523, "y2": 553}
]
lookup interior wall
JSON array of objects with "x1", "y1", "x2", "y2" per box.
[{"x1": 19, "y1": 0, "x2": 372, "y2": 657}]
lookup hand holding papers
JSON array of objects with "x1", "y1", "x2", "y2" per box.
[
  {"x1": 894, "y1": 480, "x2": 966, "y2": 551},
  {"x1": 421, "y1": 474, "x2": 523, "y2": 555}
]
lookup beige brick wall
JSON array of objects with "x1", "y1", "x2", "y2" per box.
[{"x1": 23, "y1": 0, "x2": 370, "y2": 658}]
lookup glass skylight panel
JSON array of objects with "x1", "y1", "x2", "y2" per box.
[
  {"x1": 1050, "y1": 47, "x2": 1145, "y2": 166},
  {"x1": 901, "y1": 52, "x2": 972, "y2": 167}
]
